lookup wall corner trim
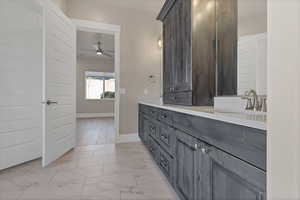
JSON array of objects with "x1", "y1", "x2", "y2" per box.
[
  {"x1": 117, "y1": 133, "x2": 140, "y2": 144},
  {"x1": 76, "y1": 113, "x2": 114, "y2": 118}
]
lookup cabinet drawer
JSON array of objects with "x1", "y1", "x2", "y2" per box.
[
  {"x1": 139, "y1": 104, "x2": 147, "y2": 114},
  {"x1": 145, "y1": 106, "x2": 159, "y2": 120},
  {"x1": 158, "y1": 109, "x2": 173, "y2": 125},
  {"x1": 163, "y1": 93, "x2": 176, "y2": 104},
  {"x1": 163, "y1": 92, "x2": 193, "y2": 105},
  {"x1": 158, "y1": 124, "x2": 175, "y2": 156},
  {"x1": 148, "y1": 136, "x2": 159, "y2": 160},
  {"x1": 145, "y1": 120, "x2": 158, "y2": 139},
  {"x1": 173, "y1": 91, "x2": 193, "y2": 106},
  {"x1": 173, "y1": 112, "x2": 267, "y2": 170},
  {"x1": 158, "y1": 147, "x2": 174, "y2": 184}
]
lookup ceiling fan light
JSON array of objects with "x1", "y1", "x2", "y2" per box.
[{"x1": 96, "y1": 49, "x2": 103, "y2": 55}]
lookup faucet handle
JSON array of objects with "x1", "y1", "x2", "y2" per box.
[
  {"x1": 254, "y1": 95, "x2": 267, "y2": 112},
  {"x1": 260, "y1": 96, "x2": 267, "y2": 112},
  {"x1": 242, "y1": 96, "x2": 254, "y2": 110}
]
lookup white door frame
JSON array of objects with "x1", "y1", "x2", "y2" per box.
[{"x1": 72, "y1": 19, "x2": 121, "y2": 143}]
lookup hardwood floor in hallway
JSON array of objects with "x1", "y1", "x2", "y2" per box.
[
  {"x1": 77, "y1": 118, "x2": 115, "y2": 146},
  {"x1": 0, "y1": 118, "x2": 178, "y2": 200}
]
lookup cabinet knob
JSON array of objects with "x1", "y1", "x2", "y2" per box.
[
  {"x1": 194, "y1": 143, "x2": 198, "y2": 150},
  {"x1": 162, "y1": 114, "x2": 167, "y2": 119},
  {"x1": 201, "y1": 147, "x2": 208, "y2": 154}
]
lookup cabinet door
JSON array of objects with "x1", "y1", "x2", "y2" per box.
[
  {"x1": 202, "y1": 146, "x2": 266, "y2": 200},
  {"x1": 174, "y1": 130, "x2": 200, "y2": 200},
  {"x1": 162, "y1": 15, "x2": 171, "y2": 94},
  {"x1": 174, "y1": 0, "x2": 192, "y2": 93},
  {"x1": 216, "y1": 0, "x2": 238, "y2": 96},
  {"x1": 163, "y1": 7, "x2": 175, "y2": 95}
]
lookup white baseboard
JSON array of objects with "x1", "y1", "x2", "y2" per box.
[
  {"x1": 76, "y1": 113, "x2": 114, "y2": 118},
  {"x1": 117, "y1": 133, "x2": 140, "y2": 144}
]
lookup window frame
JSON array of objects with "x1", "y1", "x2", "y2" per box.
[{"x1": 85, "y1": 71, "x2": 115, "y2": 101}]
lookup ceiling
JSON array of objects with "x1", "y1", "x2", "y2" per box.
[
  {"x1": 77, "y1": 0, "x2": 166, "y2": 13},
  {"x1": 77, "y1": 31, "x2": 114, "y2": 60}
]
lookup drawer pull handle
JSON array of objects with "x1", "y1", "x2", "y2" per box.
[
  {"x1": 258, "y1": 192, "x2": 264, "y2": 200},
  {"x1": 160, "y1": 157, "x2": 169, "y2": 169}
]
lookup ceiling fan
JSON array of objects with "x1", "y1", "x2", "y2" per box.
[{"x1": 95, "y1": 41, "x2": 113, "y2": 58}]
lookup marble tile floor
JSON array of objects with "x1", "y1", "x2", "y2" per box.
[{"x1": 0, "y1": 142, "x2": 179, "y2": 200}]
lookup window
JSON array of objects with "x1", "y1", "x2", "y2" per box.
[{"x1": 85, "y1": 71, "x2": 115, "y2": 100}]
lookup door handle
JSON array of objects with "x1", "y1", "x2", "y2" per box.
[{"x1": 42, "y1": 100, "x2": 58, "y2": 105}]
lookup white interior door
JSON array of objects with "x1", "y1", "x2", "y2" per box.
[
  {"x1": 0, "y1": 0, "x2": 43, "y2": 170},
  {"x1": 42, "y1": 2, "x2": 76, "y2": 167}
]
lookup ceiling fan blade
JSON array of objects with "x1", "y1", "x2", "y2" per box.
[
  {"x1": 102, "y1": 52, "x2": 113, "y2": 58},
  {"x1": 80, "y1": 49, "x2": 95, "y2": 52},
  {"x1": 92, "y1": 44, "x2": 98, "y2": 50}
]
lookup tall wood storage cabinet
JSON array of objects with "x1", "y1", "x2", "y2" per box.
[{"x1": 158, "y1": 0, "x2": 237, "y2": 106}]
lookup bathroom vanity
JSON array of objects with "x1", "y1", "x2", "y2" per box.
[
  {"x1": 138, "y1": 102, "x2": 266, "y2": 200},
  {"x1": 143, "y1": 0, "x2": 268, "y2": 199}
]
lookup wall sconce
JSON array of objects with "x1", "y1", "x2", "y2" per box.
[{"x1": 158, "y1": 38, "x2": 163, "y2": 49}]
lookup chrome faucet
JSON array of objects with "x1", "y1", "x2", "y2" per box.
[{"x1": 241, "y1": 89, "x2": 267, "y2": 112}]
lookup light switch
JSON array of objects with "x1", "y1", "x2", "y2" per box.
[{"x1": 144, "y1": 89, "x2": 148, "y2": 95}]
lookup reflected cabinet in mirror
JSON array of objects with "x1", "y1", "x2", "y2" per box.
[{"x1": 218, "y1": 0, "x2": 267, "y2": 96}]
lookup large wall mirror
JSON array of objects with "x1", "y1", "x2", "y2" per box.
[{"x1": 217, "y1": 0, "x2": 267, "y2": 96}]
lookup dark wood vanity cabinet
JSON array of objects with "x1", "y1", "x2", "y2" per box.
[
  {"x1": 139, "y1": 104, "x2": 266, "y2": 200},
  {"x1": 162, "y1": 0, "x2": 193, "y2": 105},
  {"x1": 158, "y1": 0, "x2": 237, "y2": 105},
  {"x1": 203, "y1": 146, "x2": 266, "y2": 200},
  {"x1": 174, "y1": 129, "x2": 199, "y2": 200}
]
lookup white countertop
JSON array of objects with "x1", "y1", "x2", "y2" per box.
[{"x1": 139, "y1": 101, "x2": 267, "y2": 131}]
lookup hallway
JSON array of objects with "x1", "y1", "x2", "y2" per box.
[
  {"x1": 77, "y1": 118, "x2": 115, "y2": 146},
  {"x1": 0, "y1": 118, "x2": 177, "y2": 200}
]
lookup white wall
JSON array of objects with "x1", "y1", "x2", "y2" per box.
[
  {"x1": 66, "y1": 0, "x2": 162, "y2": 135},
  {"x1": 267, "y1": 0, "x2": 300, "y2": 199},
  {"x1": 77, "y1": 57, "x2": 114, "y2": 114},
  {"x1": 238, "y1": 33, "x2": 267, "y2": 95}
]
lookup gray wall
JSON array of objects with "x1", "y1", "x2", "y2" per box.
[
  {"x1": 76, "y1": 57, "x2": 115, "y2": 114},
  {"x1": 66, "y1": 0, "x2": 162, "y2": 135},
  {"x1": 51, "y1": 0, "x2": 67, "y2": 13},
  {"x1": 238, "y1": 0, "x2": 267, "y2": 37}
]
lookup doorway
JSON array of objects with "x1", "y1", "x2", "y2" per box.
[{"x1": 73, "y1": 19, "x2": 121, "y2": 145}]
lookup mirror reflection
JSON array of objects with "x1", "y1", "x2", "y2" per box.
[{"x1": 237, "y1": 0, "x2": 267, "y2": 96}]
